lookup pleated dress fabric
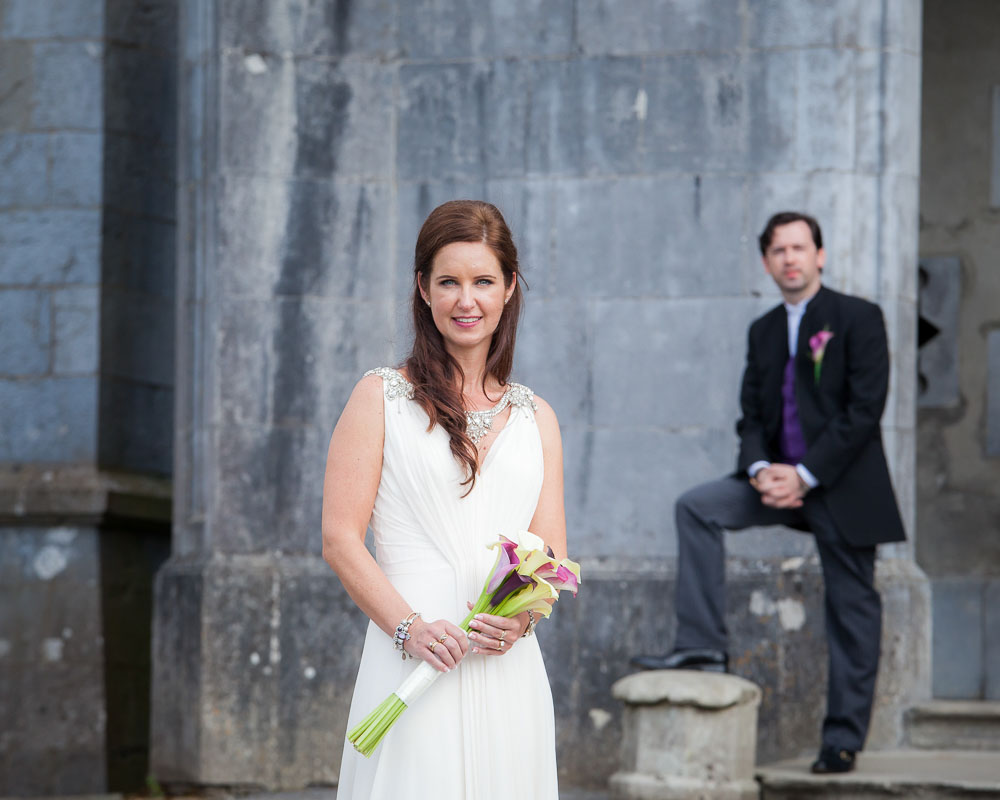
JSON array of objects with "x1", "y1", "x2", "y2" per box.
[{"x1": 336, "y1": 368, "x2": 559, "y2": 800}]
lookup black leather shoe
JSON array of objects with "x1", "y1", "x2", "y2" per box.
[
  {"x1": 810, "y1": 746, "x2": 856, "y2": 774},
  {"x1": 629, "y1": 648, "x2": 728, "y2": 673}
]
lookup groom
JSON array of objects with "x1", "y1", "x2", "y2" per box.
[{"x1": 632, "y1": 211, "x2": 905, "y2": 774}]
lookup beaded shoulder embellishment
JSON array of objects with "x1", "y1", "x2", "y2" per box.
[
  {"x1": 505, "y1": 382, "x2": 537, "y2": 414},
  {"x1": 464, "y1": 382, "x2": 537, "y2": 444},
  {"x1": 363, "y1": 367, "x2": 414, "y2": 401}
]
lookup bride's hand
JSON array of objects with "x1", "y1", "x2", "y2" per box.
[
  {"x1": 467, "y1": 610, "x2": 525, "y2": 656},
  {"x1": 404, "y1": 617, "x2": 468, "y2": 673}
]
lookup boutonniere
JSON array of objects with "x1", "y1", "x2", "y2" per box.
[{"x1": 809, "y1": 327, "x2": 834, "y2": 384}]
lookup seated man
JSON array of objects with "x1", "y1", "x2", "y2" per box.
[{"x1": 632, "y1": 211, "x2": 905, "y2": 774}]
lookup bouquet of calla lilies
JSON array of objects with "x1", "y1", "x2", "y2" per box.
[{"x1": 347, "y1": 530, "x2": 581, "y2": 757}]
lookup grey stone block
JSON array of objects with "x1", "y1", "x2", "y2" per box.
[
  {"x1": 52, "y1": 287, "x2": 98, "y2": 375},
  {"x1": 398, "y1": 57, "x2": 646, "y2": 181},
  {"x1": 48, "y1": 133, "x2": 103, "y2": 207},
  {"x1": 101, "y1": 216, "x2": 176, "y2": 297},
  {"x1": 216, "y1": 177, "x2": 392, "y2": 301},
  {"x1": 986, "y1": 581, "x2": 1000, "y2": 700},
  {"x1": 987, "y1": 330, "x2": 1000, "y2": 457},
  {"x1": 100, "y1": 289, "x2": 173, "y2": 385},
  {"x1": 151, "y1": 555, "x2": 366, "y2": 786},
  {"x1": 31, "y1": 42, "x2": 104, "y2": 131},
  {"x1": 220, "y1": 53, "x2": 393, "y2": 182},
  {"x1": 212, "y1": 423, "x2": 330, "y2": 553},
  {"x1": 931, "y1": 578, "x2": 984, "y2": 699},
  {"x1": 577, "y1": 0, "x2": 741, "y2": 55},
  {"x1": 747, "y1": 0, "x2": 879, "y2": 49},
  {"x1": 0, "y1": 132, "x2": 48, "y2": 207},
  {"x1": 0, "y1": 376, "x2": 97, "y2": 461},
  {"x1": 0, "y1": 209, "x2": 100, "y2": 286},
  {"x1": 104, "y1": 0, "x2": 178, "y2": 49},
  {"x1": 560, "y1": 426, "x2": 736, "y2": 558},
  {"x1": 746, "y1": 50, "x2": 800, "y2": 172},
  {"x1": 219, "y1": 0, "x2": 398, "y2": 59},
  {"x1": 399, "y1": 0, "x2": 574, "y2": 59},
  {"x1": 643, "y1": 54, "x2": 750, "y2": 173},
  {"x1": 515, "y1": 298, "x2": 592, "y2": 428},
  {"x1": 1, "y1": 0, "x2": 104, "y2": 39},
  {"x1": 0, "y1": 289, "x2": 50, "y2": 375},
  {"x1": 216, "y1": 294, "x2": 393, "y2": 428},
  {"x1": 610, "y1": 672, "x2": 761, "y2": 800},
  {"x1": 102, "y1": 133, "x2": 176, "y2": 222},
  {"x1": 550, "y1": 176, "x2": 746, "y2": 299},
  {"x1": 97, "y1": 378, "x2": 173, "y2": 475},
  {"x1": 796, "y1": 48, "x2": 857, "y2": 171},
  {"x1": 104, "y1": 46, "x2": 177, "y2": 148},
  {"x1": 0, "y1": 525, "x2": 106, "y2": 795},
  {"x1": 883, "y1": 51, "x2": 922, "y2": 177},
  {"x1": 590, "y1": 298, "x2": 749, "y2": 427},
  {"x1": 0, "y1": 40, "x2": 32, "y2": 130}
]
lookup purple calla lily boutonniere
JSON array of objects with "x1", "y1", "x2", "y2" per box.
[
  {"x1": 809, "y1": 327, "x2": 834, "y2": 384},
  {"x1": 347, "y1": 530, "x2": 581, "y2": 757}
]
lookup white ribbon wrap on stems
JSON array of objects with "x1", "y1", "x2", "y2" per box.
[{"x1": 394, "y1": 660, "x2": 439, "y2": 705}]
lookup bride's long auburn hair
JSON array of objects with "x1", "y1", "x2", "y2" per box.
[{"x1": 404, "y1": 200, "x2": 525, "y2": 493}]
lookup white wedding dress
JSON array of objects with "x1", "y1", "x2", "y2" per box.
[{"x1": 336, "y1": 368, "x2": 559, "y2": 800}]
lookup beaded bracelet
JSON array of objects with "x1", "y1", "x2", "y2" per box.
[
  {"x1": 521, "y1": 609, "x2": 537, "y2": 638},
  {"x1": 393, "y1": 611, "x2": 420, "y2": 660}
]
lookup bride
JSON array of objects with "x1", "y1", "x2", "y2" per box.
[{"x1": 322, "y1": 200, "x2": 567, "y2": 799}]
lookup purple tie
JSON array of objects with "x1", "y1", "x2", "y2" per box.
[{"x1": 779, "y1": 357, "x2": 807, "y2": 464}]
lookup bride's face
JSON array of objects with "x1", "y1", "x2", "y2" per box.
[{"x1": 420, "y1": 241, "x2": 515, "y2": 356}]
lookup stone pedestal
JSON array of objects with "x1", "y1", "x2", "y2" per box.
[{"x1": 609, "y1": 671, "x2": 762, "y2": 800}]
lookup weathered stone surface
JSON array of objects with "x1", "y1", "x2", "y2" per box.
[
  {"x1": 0, "y1": 526, "x2": 106, "y2": 795},
  {"x1": 400, "y1": 0, "x2": 575, "y2": 59},
  {"x1": 151, "y1": 554, "x2": 366, "y2": 787},
  {"x1": 906, "y1": 700, "x2": 1000, "y2": 751},
  {"x1": 931, "y1": 578, "x2": 984, "y2": 699},
  {"x1": 613, "y1": 670, "x2": 761, "y2": 709},
  {"x1": 0, "y1": 133, "x2": 48, "y2": 207},
  {"x1": 611, "y1": 671, "x2": 760, "y2": 800},
  {"x1": 578, "y1": 0, "x2": 742, "y2": 55}
]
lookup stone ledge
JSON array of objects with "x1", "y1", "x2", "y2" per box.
[
  {"x1": 612, "y1": 670, "x2": 762, "y2": 710},
  {"x1": 757, "y1": 749, "x2": 1000, "y2": 798},
  {"x1": 0, "y1": 465, "x2": 171, "y2": 525}
]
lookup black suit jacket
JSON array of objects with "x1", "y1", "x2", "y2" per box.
[{"x1": 735, "y1": 286, "x2": 906, "y2": 547}]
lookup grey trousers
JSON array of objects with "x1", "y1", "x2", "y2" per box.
[{"x1": 674, "y1": 475, "x2": 881, "y2": 752}]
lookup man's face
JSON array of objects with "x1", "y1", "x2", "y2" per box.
[{"x1": 761, "y1": 220, "x2": 825, "y2": 301}]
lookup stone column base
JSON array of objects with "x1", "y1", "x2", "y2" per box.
[
  {"x1": 609, "y1": 671, "x2": 762, "y2": 800},
  {"x1": 150, "y1": 553, "x2": 364, "y2": 789}
]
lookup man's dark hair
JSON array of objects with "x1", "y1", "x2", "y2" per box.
[{"x1": 758, "y1": 211, "x2": 823, "y2": 255}]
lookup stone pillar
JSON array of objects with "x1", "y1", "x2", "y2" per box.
[
  {"x1": 610, "y1": 671, "x2": 761, "y2": 800},
  {"x1": 0, "y1": 0, "x2": 175, "y2": 794}
]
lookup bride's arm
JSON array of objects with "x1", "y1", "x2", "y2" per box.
[
  {"x1": 528, "y1": 395, "x2": 567, "y2": 561},
  {"x1": 321, "y1": 374, "x2": 467, "y2": 671}
]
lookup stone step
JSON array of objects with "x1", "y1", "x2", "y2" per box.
[
  {"x1": 757, "y1": 749, "x2": 1000, "y2": 799},
  {"x1": 907, "y1": 700, "x2": 1000, "y2": 750}
]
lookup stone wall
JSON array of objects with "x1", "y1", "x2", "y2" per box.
[
  {"x1": 0, "y1": 0, "x2": 176, "y2": 793},
  {"x1": 154, "y1": 0, "x2": 927, "y2": 791},
  {"x1": 917, "y1": 0, "x2": 1000, "y2": 700}
]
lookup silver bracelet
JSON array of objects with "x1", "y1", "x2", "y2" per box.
[
  {"x1": 393, "y1": 611, "x2": 420, "y2": 659},
  {"x1": 521, "y1": 609, "x2": 537, "y2": 638}
]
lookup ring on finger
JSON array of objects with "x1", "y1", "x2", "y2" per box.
[
  {"x1": 499, "y1": 630, "x2": 507, "y2": 642},
  {"x1": 496, "y1": 640, "x2": 504, "y2": 650},
  {"x1": 439, "y1": 633, "x2": 449, "y2": 643},
  {"x1": 429, "y1": 641, "x2": 438, "y2": 654}
]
